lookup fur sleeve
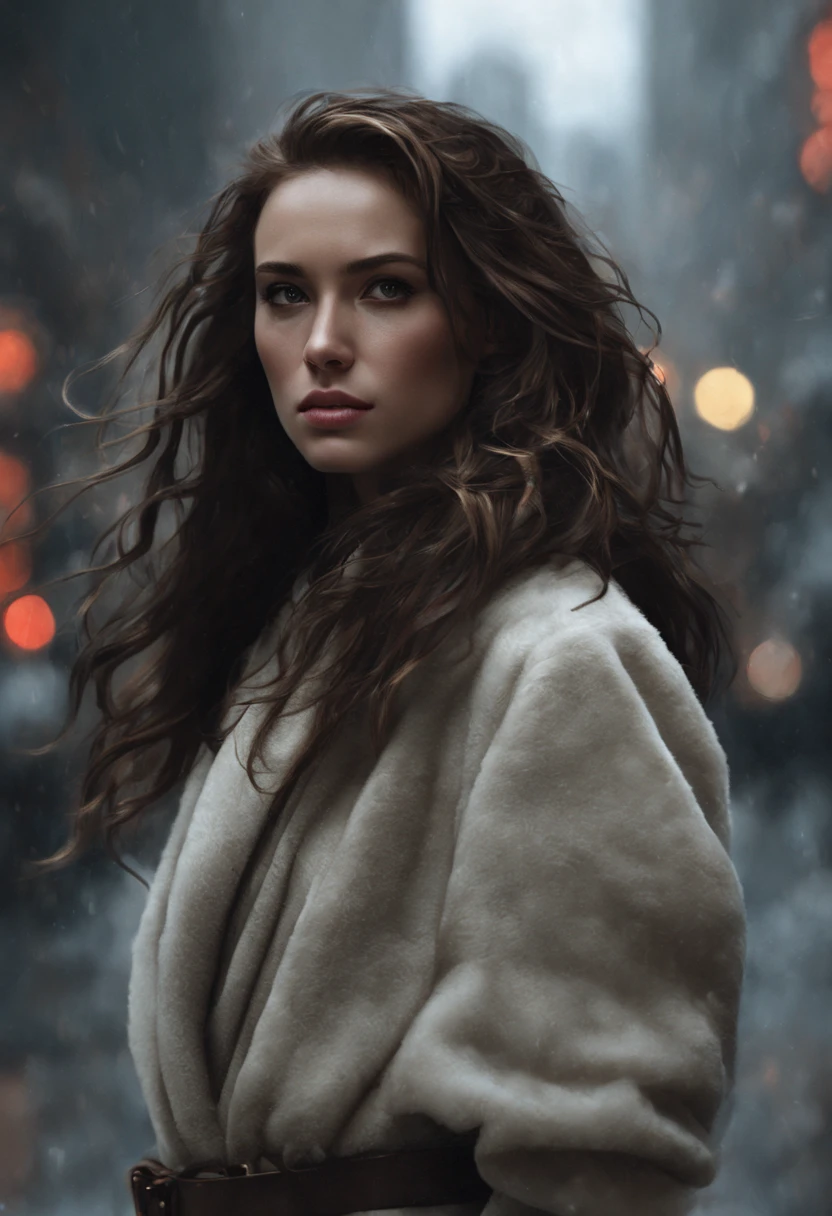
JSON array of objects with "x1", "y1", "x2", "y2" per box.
[{"x1": 385, "y1": 627, "x2": 746, "y2": 1216}]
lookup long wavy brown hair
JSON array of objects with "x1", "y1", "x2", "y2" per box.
[{"x1": 13, "y1": 88, "x2": 735, "y2": 882}]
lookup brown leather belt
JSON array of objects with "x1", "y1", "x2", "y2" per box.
[{"x1": 129, "y1": 1143, "x2": 493, "y2": 1216}]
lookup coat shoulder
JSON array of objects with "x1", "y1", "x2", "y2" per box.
[
  {"x1": 470, "y1": 556, "x2": 732, "y2": 848},
  {"x1": 474, "y1": 554, "x2": 670, "y2": 669}
]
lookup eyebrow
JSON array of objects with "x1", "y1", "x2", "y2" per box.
[{"x1": 254, "y1": 251, "x2": 427, "y2": 277}]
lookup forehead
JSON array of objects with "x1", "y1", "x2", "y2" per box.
[{"x1": 253, "y1": 166, "x2": 425, "y2": 261}]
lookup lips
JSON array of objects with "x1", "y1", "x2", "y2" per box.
[{"x1": 299, "y1": 390, "x2": 373, "y2": 412}]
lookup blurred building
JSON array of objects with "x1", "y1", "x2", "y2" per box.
[
  {"x1": 442, "y1": 45, "x2": 638, "y2": 263},
  {"x1": 643, "y1": 0, "x2": 831, "y2": 784},
  {"x1": 643, "y1": 3, "x2": 832, "y2": 1213},
  {"x1": 214, "y1": 0, "x2": 406, "y2": 151},
  {"x1": 0, "y1": 2, "x2": 405, "y2": 1212}
]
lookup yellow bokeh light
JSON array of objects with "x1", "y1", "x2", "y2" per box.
[
  {"x1": 694, "y1": 367, "x2": 755, "y2": 430},
  {"x1": 747, "y1": 638, "x2": 802, "y2": 701}
]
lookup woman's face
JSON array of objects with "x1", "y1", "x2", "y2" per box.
[{"x1": 253, "y1": 165, "x2": 483, "y2": 506}]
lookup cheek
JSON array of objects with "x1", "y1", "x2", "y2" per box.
[
  {"x1": 254, "y1": 319, "x2": 291, "y2": 391},
  {"x1": 384, "y1": 310, "x2": 462, "y2": 386}
]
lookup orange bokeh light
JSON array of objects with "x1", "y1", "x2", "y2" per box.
[
  {"x1": 0, "y1": 449, "x2": 30, "y2": 505},
  {"x1": 0, "y1": 329, "x2": 38, "y2": 394},
  {"x1": 639, "y1": 349, "x2": 680, "y2": 400},
  {"x1": 811, "y1": 88, "x2": 832, "y2": 126},
  {"x1": 0, "y1": 450, "x2": 33, "y2": 538},
  {"x1": 800, "y1": 125, "x2": 832, "y2": 192},
  {"x1": 803, "y1": 20, "x2": 832, "y2": 192},
  {"x1": 651, "y1": 356, "x2": 680, "y2": 399},
  {"x1": 0, "y1": 540, "x2": 32, "y2": 595},
  {"x1": 3, "y1": 594, "x2": 55, "y2": 651},
  {"x1": 809, "y1": 19, "x2": 832, "y2": 90}
]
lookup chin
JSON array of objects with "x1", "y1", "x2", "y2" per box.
[
  {"x1": 300, "y1": 446, "x2": 386, "y2": 472},
  {"x1": 303, "y1": 455, "x2": 371, "y2": 475}
]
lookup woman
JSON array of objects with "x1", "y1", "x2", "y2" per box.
[{"x1": 29, "y1": 90, "x2": 745, "y2": 1215}]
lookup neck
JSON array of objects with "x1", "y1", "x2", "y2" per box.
[{"x1": 325, "y1": 474, "x2": 363, "y2": 526}]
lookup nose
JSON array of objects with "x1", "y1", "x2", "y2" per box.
[{"x1": 303, "y1": 297, "x2": 355, "y2": 372}]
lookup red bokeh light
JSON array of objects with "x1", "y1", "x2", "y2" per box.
[
  {"x1": 0, "y1": 450, "x2": 30, "y2": 506},
  {"x1": 809, "y1": 19, "x2": 832, "y2": 90},
  {"x1": 811, "y1": 88, "x2": 832, "y2": 126},
  {"x1": 0, "y1": 329, "x2": 38, "y2": 395},
  {"x1": 3, "y1": 594, "x2": 55, "y2": 651},
  {"x1": 0, "y1": 541, "x2": 32, "y2": 596},
  {"x1": 800, "y1": 125, "x2": 832, "y2": 193},
  {"x1": 803, "y1": 19, "x2": 832, "y2": 192}
]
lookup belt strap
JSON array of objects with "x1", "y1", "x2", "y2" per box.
[{"x1": 129, "y1": 1143, "x2": 493, "y2": 1216}]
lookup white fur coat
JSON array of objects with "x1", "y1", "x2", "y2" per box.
[{"x1": 128, "y1": 555, "x2": 746, "y2": 1216}]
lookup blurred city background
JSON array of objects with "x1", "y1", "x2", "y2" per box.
[{"x1": 1, "y1": 1, "x2": 830, "y2": 1212}]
